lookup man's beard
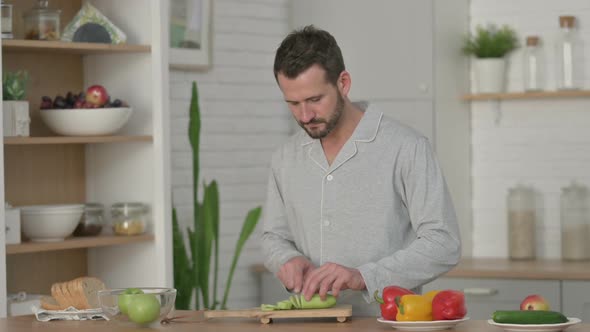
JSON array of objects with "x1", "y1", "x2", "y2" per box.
[{"x1": 298, "y1": 93, "x2": 345, "y2": 139}]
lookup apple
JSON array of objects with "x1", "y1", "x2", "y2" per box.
[
  {"x1": 127, "y1": 294, "x2": 160, "y2": 325},
  {"x1": 85, "y1": 85, "x2": 109, "y2": 106},
  {"x1": 118, "y1": 288, "x2": 144, "y2": 315},
  {"x1": 520, "y1": 294, "x2": 550, "y2": 310}
]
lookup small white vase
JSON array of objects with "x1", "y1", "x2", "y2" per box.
[
  {"x1": 2, "y1": 100, "x2": 30, "y2": 136},
  {"x1": 474, "y1": 58, "x2": 506, "y2": 93}
]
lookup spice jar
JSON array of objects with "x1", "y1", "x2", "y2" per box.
[
  {"x1": 561, "y1": 182, "x2": 590, "y2": 261},
  {"x1": 23, "y1": 0, "x2": 61, "y2": 40},
  {"x1": 111, "y1": 202, "x2": 148, "y2": 236},
  {"x1": 73, "y1": 203, "x2": 104, "y2": 236},
  {"x1": 507, "y1": 184, "x2": 537, "y2": 260},
  {"x1": 1, "y1": 0, "x2": 13, "y2": 39}
]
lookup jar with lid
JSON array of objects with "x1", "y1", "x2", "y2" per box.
[
  {"x1": 1, "y1": 0, "x2": 13, "y2": 39},
  {"x1": 23, "y1": 0, "x2": 61, "y2": 40},
  {"x1": 561, "y1": 182, "x2": 590, "y2": 261},
  {"x1": 555, "y1": 16, "x2": 583, "y2": 90},
  {"x1": 523, "y1": 36, "x2": 544, "y2": 92},
  {"x1": 73, "y1": 203, "x2": 104, "y2": 236},
  {"x1": 111, "y1": 202, "x2": 148, "y2": 236},
  {"x1": 507, "y1": 184, "x2": 537, "y2": 260}
]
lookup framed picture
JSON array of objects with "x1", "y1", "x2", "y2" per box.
[{"x1": 169, "y1": 0, "x2": 212, "y2": 70}]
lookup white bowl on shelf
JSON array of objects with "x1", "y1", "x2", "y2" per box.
[
  {"x1": 40, "y1": 107, "x2": 132, "y2": 136},
  {"x1": 20, "y1": 204, "x2": 85, "y2": 242}
]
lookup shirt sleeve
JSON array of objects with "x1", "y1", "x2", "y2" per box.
[
  {"x1": 357, "y1": 137, "x2": 461, "y2": 302},
  {"x1": 261, "y1": 152, "x2": 304, "y2": 274}
]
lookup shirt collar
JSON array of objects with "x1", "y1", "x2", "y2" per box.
[{"x1": 300, "y1": 101, "x2": 383, "y2": 146}]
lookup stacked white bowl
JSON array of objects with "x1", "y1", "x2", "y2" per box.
[{"x1": 20, "y1": 204, "x2": 85, "y2": 242}]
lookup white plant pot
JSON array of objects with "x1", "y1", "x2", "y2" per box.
[
  {"x1": 474, "y1": 58, "x2": 506, "y2": 93},
  {"x1": 2, "y1": 100, "x2": 30, "y2": 137}
]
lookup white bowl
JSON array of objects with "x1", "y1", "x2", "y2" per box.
[
  {"x1": 40, "y1": 107, "x2": 132, "y2": 136},
  {"x1": 21, "y1": 204, "x2": 85, "y2": 242}
]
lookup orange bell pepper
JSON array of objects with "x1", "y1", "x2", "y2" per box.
[{"x1": 395, "y1": 294, "x2": 433, "y2": 321}]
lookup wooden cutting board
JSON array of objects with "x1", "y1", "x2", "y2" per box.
[{"x1": 203, "y1": 304, "x2": 353, "y2": 324}]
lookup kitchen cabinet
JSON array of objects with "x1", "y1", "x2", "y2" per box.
[
  {"x1": 562, "y1": 281, "x2": 590, "y2": 322},
  {"x1": 0, "y1": 0, "x2": 172, "y2": 316},
  {"x1": 422, "y1": 278, "x2": 561, "y2": 320},
  {"x1": 291, "y1": 0, "x2": 472, "y2": 255}
]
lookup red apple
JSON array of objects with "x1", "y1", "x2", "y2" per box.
[
  {"x1": 85, "y1": 85, "x2": 109, "y2": 106},
  {"x1": 520, "y1": 294, "x2": 550, "y2": 310}
]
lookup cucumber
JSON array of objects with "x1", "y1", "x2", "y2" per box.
[{"x1": 492, "y1": 310, "x2": 568, "y2": 324}]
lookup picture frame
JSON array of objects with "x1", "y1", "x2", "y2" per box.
[{"x1": 168, "y1": 0, "x2": 212, "y2": 70}]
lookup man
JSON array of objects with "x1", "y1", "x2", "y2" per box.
[{"x1": 261, "y1": 25, "x2": 461, "y2": 316}]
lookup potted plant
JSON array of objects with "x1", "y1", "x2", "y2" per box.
[
  {"x1": 172, "y1": 81, "x2": 262, "y2": 310},
  {"x1": 2, "y1": 70, "x2": 31, "y2": 136},
  {"x1": 463, "y1": 24, "x2": 519, "y2": 93}
]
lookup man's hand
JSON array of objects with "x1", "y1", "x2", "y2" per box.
[
  {"x1": 301, "y1": 262, "x2": 366, "y2": 301},
  {"x1": 277, "y1": 256, "x2": 315, "y2": 294}
]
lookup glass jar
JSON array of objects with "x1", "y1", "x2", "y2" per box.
[
  {"x1": 523, "y1": 36, "x2": 544, "y2": 92},
  {"x1": 23, "y1": 0, "x2": 61, "y2": 40},
  {"x1": 507, "y1": 184, "x2": 536, "y2": 260},
  {"x1": 555, "y1": 16, "x2": 583, "y2": 90},
  {"x1": 1, "y1": 1, "x2": 13, "y2": 39},
  {"x1": 74, "y1": 203, "x2": 104, "y2": 236},
  {"x1": 111, "y1": 202, "x2": 148, "y2": 236},
  {"x1": 561, "y1": 182, "x2": 590, "y2": 261}
]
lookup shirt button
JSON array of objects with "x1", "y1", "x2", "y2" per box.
[
  {"x1": 323, "y1": 220, "x2": 330, "y2": 226},
  {"x1": 327, "y1": 174, "x2": 334, "y2": 181}
]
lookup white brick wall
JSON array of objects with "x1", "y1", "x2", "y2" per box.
[
  {"x1": 170, "y1": 0, "x2": 291, "y2": 308},
  {"x1": 471, "y1": 0, "x2": 590, "y2": 258}
]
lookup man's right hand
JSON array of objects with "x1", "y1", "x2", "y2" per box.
[{"x1": 277, "y1": 256, "x2": 314, "y2": 294}]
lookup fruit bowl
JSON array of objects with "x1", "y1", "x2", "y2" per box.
[
  {"x1": 98, "y1": 288, "x2": 176, "y2": 326},
  {"x1": 40, "y1": 107, "x2": 132, "y2": 136}
]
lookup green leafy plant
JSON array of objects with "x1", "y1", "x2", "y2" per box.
[
  {"x1": 462, "y1": 24, "x2": 519, "y2": 58},
  {"x1": 172, "y1": 81, "x2": 262, "y2": 310},
  {"x1": 2, "y1": 70, "x2": 29, "y2": 101}
]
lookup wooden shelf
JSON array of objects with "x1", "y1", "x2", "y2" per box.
[
  {"x1": 2, "y1": 39, "x2": 151, "y2": 55},
  {"x1": 462, "y1": 90, "x2": 590, "y2": 101},
  {"x1": 6, "y1": 234, "x2": 154, "y2": 255},
  {"x1": 4, "y1": 135, "x2": 152, "y2": 145}
]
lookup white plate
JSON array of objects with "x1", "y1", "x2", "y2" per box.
[
  {"x1": 487, "y1": 317, "x2": 581, "y2": 332},
  {"x1": 376, "y1": 317, "x2": 470, "y2": 331}
]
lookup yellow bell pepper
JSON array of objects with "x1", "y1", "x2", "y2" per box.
[
  {"x1": 424, "y1": 290, "x2": 441, "y2": 302},
  {"x1": 395, "y1": 294, "x2": 433, "y2": 321}
]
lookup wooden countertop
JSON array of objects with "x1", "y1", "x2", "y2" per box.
[
  {"x1": 1, "y1": 311, "x2": 587, "y2": 332},
  {"x1": 252, "y1": 257, "x2": 590, "y2": 280}
]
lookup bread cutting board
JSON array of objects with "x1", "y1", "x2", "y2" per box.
[{"x1": 203, "y1": 304, "x2": 352, "y2": 324}]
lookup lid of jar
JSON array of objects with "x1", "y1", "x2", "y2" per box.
[
  {"x1": 85, "y1": 202, "x2": 104, "y2": 212},
  {"x1": 559, "y1": 16, "x2": 576, "y2": 28},
  {"x1": 562, "y1": 181, "x2": 588, "y2": 196},
  {"x1": 526, "y1": 36, "x2": 539, "y2": 46},
  {"x1": 112, "y1": 202, "x2": 147, "y2": 213},
  {"x1": 23, "y1": 0, "x2": 61, "y2": 17}
]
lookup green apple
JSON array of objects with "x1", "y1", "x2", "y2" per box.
[
  {"x1": 127, "y1": 294, "x2": 160, "y2": 325},
  {"x1": 118, "y1": 288, "x2": 144, "y2": 315}
]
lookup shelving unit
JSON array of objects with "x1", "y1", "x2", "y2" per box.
[
  {"x1": 462, "y1": 90, "x2": 590, "y2": 101},
  {"x1": 2, "y1": 39, "x2": 150, "y2": 54},
  {"x1": 4, "y1": 135, "x2": 152, "y2": 145},
  {"x1": 0, "y1": 0, "x2": 171, "y2": 316},
  {"x1": 6, "y1": 234, "x2": 154, "y2": 255}
]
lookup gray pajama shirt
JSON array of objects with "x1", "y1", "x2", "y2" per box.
[{"x1": 261, "y1": 102, "x2": 461, "y2": 316}]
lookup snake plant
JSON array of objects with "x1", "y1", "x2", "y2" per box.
[{"x1": 173, "y1": 81, "x2": 262, "y2": 310}]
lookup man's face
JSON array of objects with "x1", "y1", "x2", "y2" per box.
[{"x1": 277, "y1": 65, "x2": 345, "y2": 139}]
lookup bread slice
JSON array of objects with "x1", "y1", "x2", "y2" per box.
[
  {"x1": 40, "y1": 296, "x2": 63, "y2": 311},
  {"x1": 76, "y1": 277, "x2": 106, "y2": 309},
  {"x1": 47, "y1": 277, "x2": 106, "y2": 310}
]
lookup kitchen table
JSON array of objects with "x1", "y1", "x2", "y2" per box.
[{"x1": 0, "y1": 311, "x2": 587, "y2": 332}]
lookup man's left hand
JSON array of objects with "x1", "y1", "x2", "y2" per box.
[{"x1": 301, "y1": 262, "x2": 366, "y2": 301}]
